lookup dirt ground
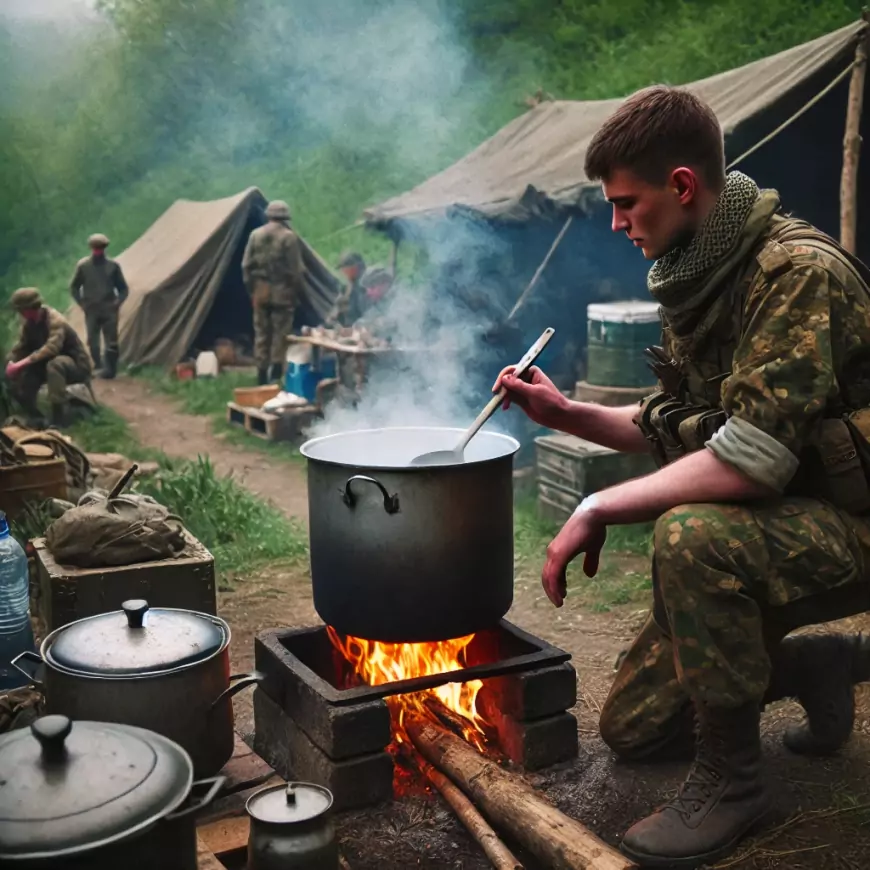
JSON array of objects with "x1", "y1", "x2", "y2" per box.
[{"x1": 102, "y1": 378, "x2": 870, "y2": 870}]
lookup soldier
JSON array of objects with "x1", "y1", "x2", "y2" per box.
[
  {"x1": 241, "y1": 200, "x2": 305, "y2": 385},
  {"x1": 5, "y1": 288, "x2": 93, "y2": 428},
  {"x1": 330, "y1": 250, "x2": 367, "y2": 327},
  {"x1": 69, "y1": 233, "x2": 128, "y2": 380},
  {"x1": 495, "y1": 85, "x2": 870, "y2": 868}
]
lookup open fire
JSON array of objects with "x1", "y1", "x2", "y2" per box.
[{"x1": 326, "y1": 626, "x2": 489, "y2": 752}]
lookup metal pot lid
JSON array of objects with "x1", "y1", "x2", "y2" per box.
[
  {"x1": 0, "y1": 715, "x2": 193, "y2": 859},
  {"x1": 44, "y1": 599, "x2": 229, "y2": 675},
  {"x1": 246, "y1": 782, "x2": 333, "y2": 824}
]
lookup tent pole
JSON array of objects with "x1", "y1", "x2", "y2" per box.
[
  {"x1": 507, "y1": 215, "x2": 574, "y2": 322},
  {"x1": 840, "y1": 15, "x2": 870, "y2": 253}
]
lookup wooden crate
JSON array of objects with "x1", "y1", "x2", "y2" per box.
[
  {"x1": 226, "y1": 401, "x2": 319, "y2": 443},
  {"x1": 0, "y1": 458, "x2": 68, "y2": 519},
  {"x1": 535, "y1": 433, "x2": 657, "y2": 522},
  {"x1": 33, "y1": 528, "x2": 216, "y2": 633}
]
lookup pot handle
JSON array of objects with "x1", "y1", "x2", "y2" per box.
[
  {"x1": 209, "y1": 671, "x2": 264, "y2": 712},
  {"x1": 165, "y1": 775, "x2": 226, "y2": 820},
  {"x1": 341, "y1": 475, "x2": 400, "y2": 514},
  {"x1": 12, "y1": 650, "x2": 45, "y2": 688}
]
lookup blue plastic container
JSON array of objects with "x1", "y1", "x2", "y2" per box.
[
  {"x1": 285, "y1": 356, "x2": 338, "y2": 402},
  {"x1": 0, "y1": 511, "x2": 35, "y2": 690}
]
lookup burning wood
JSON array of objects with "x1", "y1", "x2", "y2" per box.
[
  {"x1": 327, "y1": 627, "x2": 490, "y2": 751},
  {"x1": 407, "y1": 717, "x2": 637, "y2": 870}
]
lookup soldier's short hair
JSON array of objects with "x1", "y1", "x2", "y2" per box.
[
  {"x1": 337, "y1": 251, "x2": 365, "y2": 270},
  {"x1": 585, "y1": 86, "x2": 726, "y2": 189}
]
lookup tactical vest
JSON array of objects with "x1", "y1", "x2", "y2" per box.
[{"x1": 635, "y1": 215, "x2": 870, "y2": 511}]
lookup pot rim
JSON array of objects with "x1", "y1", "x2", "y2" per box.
[
  {"x1": 40, "y1": 607, "x2": 232, "y2": 679},
  {"x1": 300, "y1": 425, "x2": 520, "y2": 471}
]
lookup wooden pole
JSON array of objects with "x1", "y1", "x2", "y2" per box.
[
  {"x1": 840, "y1": 18, "x2": 870, "y2": 253},
  {"x1": 408, "y1": 718, "x2": 636, "y2": 870},
  {"x1": 507, "y1": 215, "x2": 574, "y2": 321}
]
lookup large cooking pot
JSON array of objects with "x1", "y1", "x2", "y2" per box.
[
  {"x1": 12, "y1": 599, "x2": 261, "y2": 777},
  {"x1": 0, "y1": 714, "x2": 224, "y2": 869},
  {"x1": 300, "y1": 426, "x2": 520, "y2": 642}
]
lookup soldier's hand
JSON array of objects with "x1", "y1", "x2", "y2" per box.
[
  {"x1": 492, "y1": 365, "x2": 568, "y2": 428},
  {"x1": 541, "y1": 508, "x2": 607, "y2": 607}
]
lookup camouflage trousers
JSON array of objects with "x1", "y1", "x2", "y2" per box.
[
  {"x1": 9, "y1": 356, "x2": 90, "y2": 409},
  {"x1": 84, "y1": 305, "x2": 119, "y2": 365},
  {"x1": 600, "y1": 497, "x2": 870, "y2": 759},
  {"x1": 253, "y1": 303, "x2": 295, "y2": 370}
]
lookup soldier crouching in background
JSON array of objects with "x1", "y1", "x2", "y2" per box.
[
  {"x1": 69, "y1": 233, "x2": 128, "y2": 380},
  {"x1": 242, "y1": 200, "x2": 306, "y2": 385},
  {"x1": 5, "y1": 288, "x2": 92, "y2": 428}
]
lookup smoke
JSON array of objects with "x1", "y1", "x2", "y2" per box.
[{"x1": 308, "y1": 217, "x2": 516, "y2": 438}]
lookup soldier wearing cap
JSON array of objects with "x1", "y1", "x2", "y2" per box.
[
  {"x1": 241, "y1": 200, "x2": 306, "y2": 385},
  {"x1": 330, "y1": 250, "x2": 367, "y2": 327},
  {"x1": 69, "y1": 233, "x2": 129, "y2": 379},
  {"x1": 5, "y1": 288, "x2": 93, "y2": 428}
]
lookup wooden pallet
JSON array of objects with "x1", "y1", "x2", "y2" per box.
[
  {"x1": 225, "y1": 401, "x2": 319, "y2": 443},
  {"x1": 196, "y1": 735, "x2": 352, "y2": 869}
]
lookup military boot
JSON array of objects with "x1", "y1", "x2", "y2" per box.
[
  {"x1": 765, "y1": 633, "x2": 870, "y2": 756},
  {"x1": 99, "y1": 350, "x2": 118, "y2": 380},
  {"x1": 269, "y1": 363, "x2": 284, "y2": 385},
  {"x1": 620, "y1": 702, "x2": 772, "y2": 868},
  {"x1": 257, "y1": 367, "x2": 269, "y2": 386}
]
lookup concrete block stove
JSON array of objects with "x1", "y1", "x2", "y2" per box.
[{"x1": 253, "y1": 620, "x2": 579, "y2": 811}]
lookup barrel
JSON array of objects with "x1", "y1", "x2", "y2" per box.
[{"x1": 586, "y1": 301, "x2": 662, "y2": 388}]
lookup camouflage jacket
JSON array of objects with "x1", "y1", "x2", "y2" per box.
[
  {"x1": 70, "y1": 255, "x2": 128, "y2": 310},
  {"x1": 241, "y1": 221, "x2": 305, "y2": 307},
  {"x1": 10, "y1": 306, "x2": 93, "y2": 372},
  {"x1": 636, "y1": 212, "x2": 870, "y2": 499}
]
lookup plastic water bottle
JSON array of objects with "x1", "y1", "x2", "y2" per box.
[{"x1": 0, "y1": 511, "x2": 35, "y2": 690}]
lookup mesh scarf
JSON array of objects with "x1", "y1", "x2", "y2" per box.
[{"x1": 647, "y1": 172, "x2": 779, "y2": 334}]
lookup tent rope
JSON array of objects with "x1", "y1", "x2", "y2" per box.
[{"x1": 727, "y1": 57, "x2": 859, "y2": 170}]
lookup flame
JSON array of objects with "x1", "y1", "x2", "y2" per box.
[{"x1": 327, "y1": 627, "x2": 488, "y2": 751}]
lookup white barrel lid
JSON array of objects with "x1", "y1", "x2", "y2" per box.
[{"x1": 587, "y1": 300, "x2": 661, "y2": 324}]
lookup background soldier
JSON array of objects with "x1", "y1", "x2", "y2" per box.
[
  {"x1": 241, "y1": 200, "x2": 305, "y2": 385},
  {"x1": 330, "y1": 250, "x2": 367, "y2": 326},
  {"x1": 5, "y1": 288, "x2": 92, "y2": 428},
  {"x1": 69, "y1": 232, "x2": 128, "y2": 380}
]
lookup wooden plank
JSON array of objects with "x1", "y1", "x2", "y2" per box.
[
  {"x1": 199, "y1": 816, "x2": 250, "y2": 857},
  {"x1": 197, "y1": 834, "x2": 229, "y2": 870}
]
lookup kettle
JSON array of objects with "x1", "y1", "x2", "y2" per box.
[{"x1": 246, "y1": 782, "x2": 339, "y2": 870}]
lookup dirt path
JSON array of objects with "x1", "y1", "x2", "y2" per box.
[
  {"x1": 94, "y1": 376, "x2": 309, "y2": 521},
  {"x1": 94, "y1": 376, "x2": 870, "y2": 869}
]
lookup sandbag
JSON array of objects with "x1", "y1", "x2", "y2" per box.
[{"x1": 45, "y1": 489, "x2": 186, "y2": 568}]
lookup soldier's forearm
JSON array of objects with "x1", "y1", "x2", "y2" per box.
[
  {"x1": 558, "y1": 402, "x2": 650, "y2": 453},
  {"x1": 586, "y1": 447, "x2": 775, "y2": 527}
]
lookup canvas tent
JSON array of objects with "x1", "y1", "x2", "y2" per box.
[
  {"x1": 366, "y1": 20, "x2": 868, "y2": 243},
  {"x1": 69, "y1": 187, "x2": 341, "y2": 367},
  {"x1": 360, "y1": 19, "x2": 870, "y2": 408}
]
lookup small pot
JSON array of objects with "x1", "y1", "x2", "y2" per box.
[
  {"x1": 246, "y1": 782, "x2": 339, "y2": 870},
  {"x1": 0, "y1": 714, "x2": 225, "y2": 869},
  {"x1": 13, "y1": 598, "x2": 262, "y2": 777}
]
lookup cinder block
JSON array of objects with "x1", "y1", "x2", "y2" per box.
[
  {"x1": 255, "y1": 632, "x2": 391, "y2": 759},
  {"x1": 478, "y1": 691, "x2": 578, "y2": 770},
  {"x1": 478, "y1": 662, "x2": 577, "y2": 721},
  {"x1": 253, "y1": 688, "x2": 393, "y2": 811}
]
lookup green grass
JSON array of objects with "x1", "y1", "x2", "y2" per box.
[{"x1": 514, "y1": 494, "x2": 654, "y2": 610}]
